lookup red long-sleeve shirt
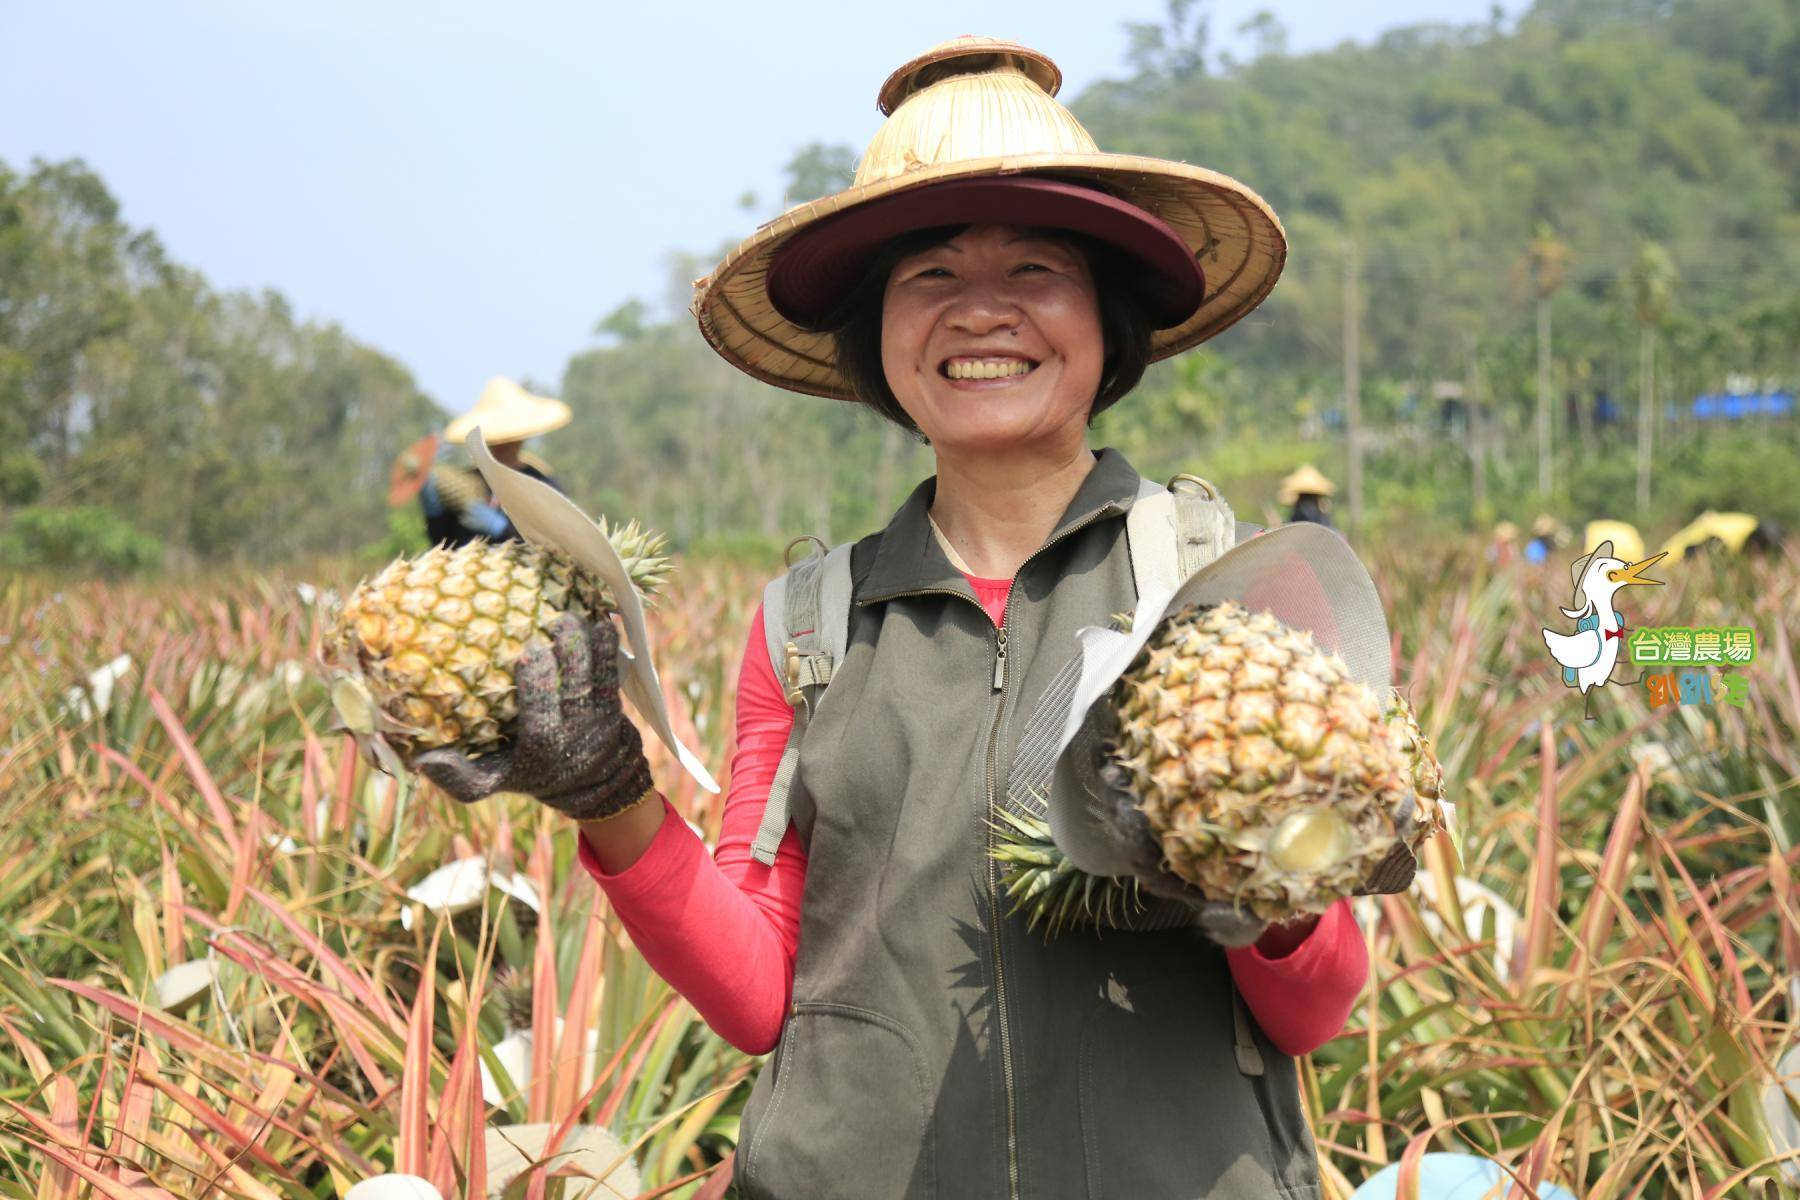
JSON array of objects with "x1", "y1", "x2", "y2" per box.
[{"x1": 578, "y1": 574, "x2": 1368, "y2": 1058}]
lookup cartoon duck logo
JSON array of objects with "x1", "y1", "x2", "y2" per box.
[{"x1": 1541, "y1": 539, "x2": 1667, "y2": 721}]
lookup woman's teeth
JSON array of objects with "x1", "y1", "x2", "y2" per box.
[{"x1": 944, "y1": 358, "x2": 1036, "y2": 380}]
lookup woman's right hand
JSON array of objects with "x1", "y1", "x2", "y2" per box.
[{"x1": 415, "y1": 614, "x2": 655, "y2": 823}]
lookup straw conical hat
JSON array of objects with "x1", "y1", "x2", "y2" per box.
[
  {"x1": 1277, "y1": 463, "x2": 1335, "y2": 504},
  {"x1": 444, "y1": 377, "x2": 572, "y2": 445},
  {"x1": 693, "y1": 35, "x2": 1286, "y2": 399}
]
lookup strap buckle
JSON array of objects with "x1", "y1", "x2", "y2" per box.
[
  {"x1": 783, "y1": 640, "x2": 806, "y2": 706},
  {"x1": 783, "y1": 641, "x2": 835, "y2": 705}
]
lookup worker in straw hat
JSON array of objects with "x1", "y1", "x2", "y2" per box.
[
  {"x1": 420, "y1": 37, "x2": 1412, "y2": 1198},
  {"x1": 1487, "y1": 520, "x2": 1520, "y2": 566},
  {"x1": 418, "y1": 376, "x2": 570, "y2": 548},
  {"x1": 1278, "y1": 462, "x2": 1337, "y2": 528},
  {"x1": 1524, "y1": 513, "x2": 1564, "y2": 565}
]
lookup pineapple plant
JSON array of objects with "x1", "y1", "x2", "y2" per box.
[
  {"x1": 997, "y1": 601, "x2": 1444, "y2": 933},
  {"x1": 324, "y1": 522, "x2": 671, "y2": 764}
]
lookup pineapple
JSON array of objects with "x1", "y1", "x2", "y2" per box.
[
  {"x1": 324, "y1": 522, "x2": 670, "y2": 763},
  {"x1": 1381, "y1": 685, "x2": 1445, "y2": 836},
  {"x1": 996, "y1": 601, "x2": 1444, "y2": 932}
]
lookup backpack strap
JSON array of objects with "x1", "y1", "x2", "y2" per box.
[
  {"x1": 1125, "y1": 473, "x2": 1239, "y2": 601},
  {"x1": 751, "y1": 539, "x2": 854, "y2": 866},
  {"x1": 1012, "y1": 473, "x2": 1241, "y2": 821}
]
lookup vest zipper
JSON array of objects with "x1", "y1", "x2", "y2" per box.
[
  {"x1": 984, "y1": 592, "x2": 1020, "y2": 1200},
  {"x1": 861, "y1": 495, "x2": 1133, "y2": 1200},
  {"x1": 982, "y1": 498, "x2": 1126, "y2": 1200}
]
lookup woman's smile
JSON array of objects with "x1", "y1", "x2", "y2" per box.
[{"x1": 940, "y1": 354, "x2": 1040, "y2": 384}]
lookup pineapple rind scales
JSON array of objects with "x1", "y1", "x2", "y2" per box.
[{"x1": 327, "y1": 529, "x2": 669, "y2": 759}]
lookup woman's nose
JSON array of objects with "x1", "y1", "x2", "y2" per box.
[{"x1": 944, "y1": 288, "x2": 1022, "y2": 337}]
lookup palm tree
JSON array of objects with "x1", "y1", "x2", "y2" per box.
[
  {"x1": 1527, "y1": 224, "x2": 1572, "y2": 496},
  {"x1": 1627, "y1": 242, "x2": 1678, "y2": 519}
]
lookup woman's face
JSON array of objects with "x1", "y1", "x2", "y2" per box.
[{"x1": 880, "y1": 223, "x2": 1104, "y2": 455}]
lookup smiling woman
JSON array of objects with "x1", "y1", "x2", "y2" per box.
[{"x1": 423, "y1": 33, "x2": 1388, "y2": 1200}]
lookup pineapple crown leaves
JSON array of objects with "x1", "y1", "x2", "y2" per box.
[
  {"x1": 598, "y1": 516, "x2": 672, "y2": 603},
  {"x1": 987, "y1": 807, "x2": 1151, "y2": 939}
]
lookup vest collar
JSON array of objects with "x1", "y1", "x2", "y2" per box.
[{"x1": 859, "y1": 447, "x2": 1146, "y2": 605}]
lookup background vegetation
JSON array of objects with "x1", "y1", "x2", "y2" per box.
[
  {"x1": 3, "y1": 0, "x2": 1796, "y2": 570},
  {"x1": 2, "y1": 544, "x2": 1795, "y2": 1195}
]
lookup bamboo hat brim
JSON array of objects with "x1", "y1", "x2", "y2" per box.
[
  {"x1": 445, "y1": 377, "x2": 572, "y2": 445},
  {"x1": 692, "y1": 36, "x2": 1287, "y2": 400}
]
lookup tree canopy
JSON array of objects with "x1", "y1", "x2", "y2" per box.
[{"x1": 4, "y1": 0, "x2": 1795, "y2": 568}]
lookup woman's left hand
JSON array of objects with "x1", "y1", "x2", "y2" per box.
[{"x1": 1351, "y1": 794, "x2": 1421, "y2": 896}]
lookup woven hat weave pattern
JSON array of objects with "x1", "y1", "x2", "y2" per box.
[{"x1": 691, "y1": 35, "x2": 1288, "y2": 400}]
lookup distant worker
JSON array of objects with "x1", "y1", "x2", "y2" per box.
[
  {"x1": 1487, "y1": 521, "x2": 1519, "y2": 567},
  {"x1": 1278, "y1": 463, "x2": 1336, "y2": 528},
  {"x1": 1661, "y1": 510, "x2": 1785, "y2": 561},
  {"x1": 1524, "y1": 514, "x2": 1564, "y2": 565},
  {"x1": 419, "y1": 377, "x2": 571, "y2": 548}
]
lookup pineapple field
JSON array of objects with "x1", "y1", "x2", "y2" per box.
[{"x1": 1, "y1": 538, "x2": 1797, "y2": 1198}]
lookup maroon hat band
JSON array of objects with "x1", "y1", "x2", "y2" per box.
[{"x1": 766, "y1": 176, "x2": 1207, "y2": 329}]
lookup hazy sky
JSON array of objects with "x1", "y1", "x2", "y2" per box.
[{"x1": 6, "y1": 1, "x2": 1508, "y2": 413}]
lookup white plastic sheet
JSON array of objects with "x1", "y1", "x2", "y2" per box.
[{"x1": 467, "y1": 429, "x2": 718, "y2": 795}]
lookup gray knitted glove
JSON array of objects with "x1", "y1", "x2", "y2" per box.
[
  {"x1": 414, "y1": 614, "x2": 654, "y2": 822},
  {"x1": 1352, "y1": 794, "x2": 1421, "y2": 897}
]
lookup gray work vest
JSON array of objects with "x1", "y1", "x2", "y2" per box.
[{"x1": 733, "y1": 449, "x2": 1323, "y2": 1200}]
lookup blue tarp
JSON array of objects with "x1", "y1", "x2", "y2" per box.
[{"x1": 1668, "y1": 391, "x2": 1797, "y2": 420}]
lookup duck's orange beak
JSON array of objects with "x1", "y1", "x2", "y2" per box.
[{"x1": 1608, "y1": 551, "x2": 1667, "y2": 587}]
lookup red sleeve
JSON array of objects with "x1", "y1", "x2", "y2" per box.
[
  {"x1": 1224, "y1": 898, "x2": 1367, "y2": 1057},
  {"x1": 576, "y1": 602, "x2": 806, "y2": 1055}
]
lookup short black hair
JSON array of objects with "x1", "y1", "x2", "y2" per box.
[{"x1": 803, "y1": 224, "x2": 1157, "y2": 436}]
